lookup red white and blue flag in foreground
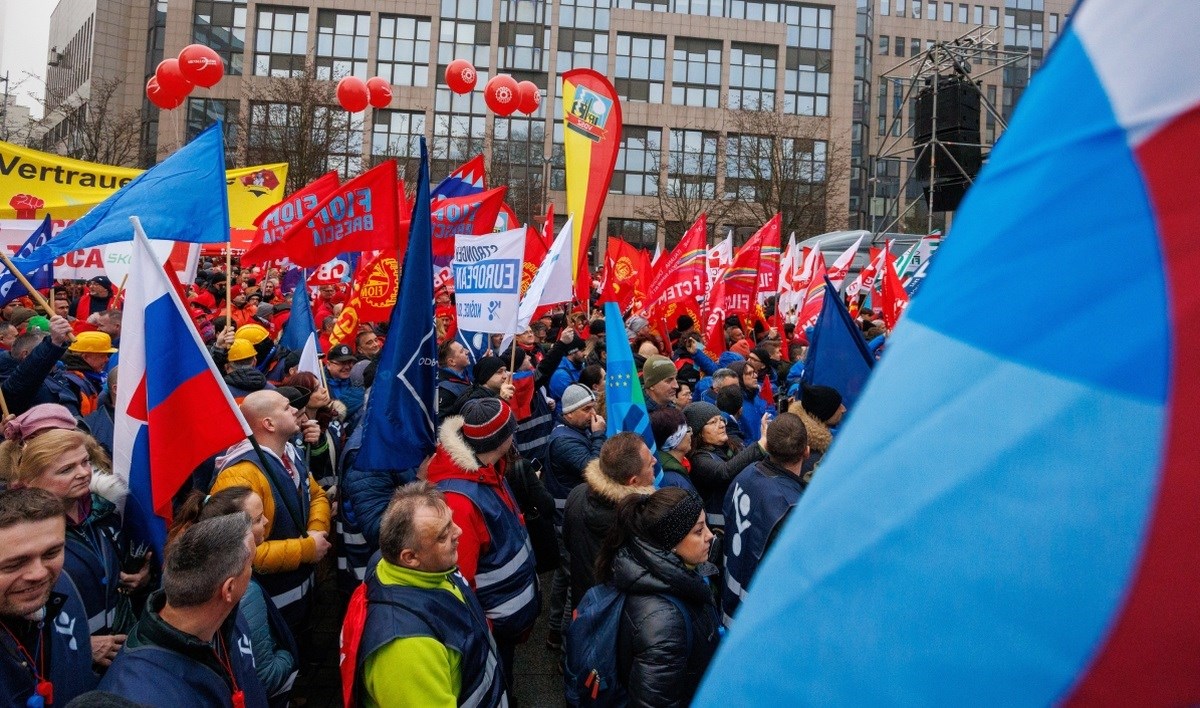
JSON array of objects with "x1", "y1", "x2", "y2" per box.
[
  {"x1": 114, "y1": 223, "x2": 252, "y2": 555},
  {"x1": 697, "y1": 1, "x2": 1200, "y2": 704}
]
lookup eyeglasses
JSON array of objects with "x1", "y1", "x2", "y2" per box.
[{"x1": 704, "y1": 417, "x2": 726, "y2": 427}]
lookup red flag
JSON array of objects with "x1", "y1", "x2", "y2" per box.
[
  {"x1": 430, "y1": 187, "x2": 507, "y2": 266},
  {"x1": 644, "y1": 214, "x2": 707, "y2": 312},
  {"x1": 249, "y1": 162, "x2": 400, "y2": 268},
  {"x1": 605, "y1": 238, "x2": 648, "y2": 312},
  {"x1": 497, "y1": 202, "x2": 521, "y2": 232},
  {"x1": 596, "y1": 253, "x2": 624, "y2": 308},
  {"x1": 750, "y1": 214, "x2": 782, "y2": 305},
  {"x1": 649, "y1": 295, "x2": 702, "y2": 347},
  {"x1": 242, "y1": 171, "x2": 340, "y2": 265},
  {"x1": 796, "y1": 256, "x2": 829, "y2": 331},
  {"x1": 329, "y1": 251, "x2": 400, "y2": 347},
  {"x1": 520, "y1": 225, "x2": 549, "y2": 297},
  {"x1": 879, "y1": 248, "x2": 910, "y2": 330}
]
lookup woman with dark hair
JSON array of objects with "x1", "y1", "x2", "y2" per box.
[
  {"x1": 726, "y1": 360, "x2": 775, "y2": 442},
  {"x1": 593, "y1": 487, "x2": 721, "y2": 708},
  {"x1": 281, "y1": 371, "x2": 343, "y2": 492},
  {"x1": 683, "y1": 401, "x2": 768, "y2": 534},
  {"x1": 169, "y1": 487, "x2": 298, "y2": 706}
]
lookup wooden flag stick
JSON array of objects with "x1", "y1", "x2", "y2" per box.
[
  {"x1": 112, "y1": 273, "x2": 129, "y2": 309},
  {"x1": 0, "y1": 386, "x2": 9, "y2": 419},
  {"x1": 225, "y1": 242, "x2": 234, "y2": 326}
]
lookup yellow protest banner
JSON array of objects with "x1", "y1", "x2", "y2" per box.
[{"x1": 0, "y1": 139, "x2": 287, "y2": 229}]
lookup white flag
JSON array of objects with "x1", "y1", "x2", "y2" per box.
[
  {"x1": 826, "y1": 234, "x2": 865, "y2": 292},
  {"x1": 451, "y1": 227, "x2": 527, "y2": 334}
]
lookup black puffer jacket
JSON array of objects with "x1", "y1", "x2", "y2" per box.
[
  {"x1": 562, "y1": 461, "x2": 655, "y2": 607},
  {"x1": 613, "y1": 537, "x2": 721, "y2": 708},
  {"x1": 688, "y1": 441, "x2": 765, "y2": 529}
]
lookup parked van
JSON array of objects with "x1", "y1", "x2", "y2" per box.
[{"x1": 795, "y1": 229, "x2": 930, "y2": 279}]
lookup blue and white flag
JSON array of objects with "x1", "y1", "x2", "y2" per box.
[
  {"x1": 356, "y1": 139, "x2": 437, "y2": 472},
  {"x1": 451, "y1": 227, "x2": 525, "y2": 334},
  {"x1": 801, "y1": 278, "x2": 874, "y2": 408},
  {"x1": 12, "y1": 123, "x2": 231, "y2": 272},
  {"x1": 0, "y1": 215, "x2": 54, "y2": 306},
  {"x1": 604, "y1": 301, "x2": 658, "y2": 479},
  {"x1": 279, "y1": 270, "x2": 322, "y2": 379}
]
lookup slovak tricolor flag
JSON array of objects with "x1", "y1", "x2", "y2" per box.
[
  {"x1": 697, "y1": 1, "x2": 1200, "y2": 705},
  {"x1": 278, "y1": 269, "x2": 322, "y2": 379},
  {"x1": 113, "y1": 223, "x2": 252, "y2": 555}
]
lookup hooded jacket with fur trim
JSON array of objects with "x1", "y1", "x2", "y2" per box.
[
  {"x1": 797, "y1": 410, "x2": 834, "y2": 476},
  {"x1": 561, "y1": 460, "x2": 655, "y2": 608}
]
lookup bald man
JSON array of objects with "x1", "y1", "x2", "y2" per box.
[{"x1": 211, "y1": 390, "x2": 331, "y2": 637}]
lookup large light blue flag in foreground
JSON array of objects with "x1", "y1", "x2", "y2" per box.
[
  {"x1": 356, "y1": 138, "x2": 436, "y2": 472},
  {"x1": 12, "y1": 123, "x2": 230, "y2": 272},
  {"x1": 697, "y1": 0, "x2": 1200, "y2": 705},
  {"x1": 801, "y1": 278, "x2": 873, "y2": 408}
]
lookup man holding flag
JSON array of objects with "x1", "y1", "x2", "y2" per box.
[{"x1": 210, "y1": 390, "x2": 331, "y2": 640}]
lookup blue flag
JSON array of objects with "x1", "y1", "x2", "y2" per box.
[
  {"x1": 356, "y1": 138, "x2": 437, "y2": 472},
  {"x1": 0, "y1": 215, "x2": 55, "y2": 306},
  {"x1": 801, "y1": 277, "x2": 874, "y2": 409},
  {"x1": 279, "y1": 269, "x2": 322, "y2": 378},
  {"x1": 12, "y1": 123, "x2": 231, "y2": 272},
  {"x1": 604, "y1": 301, "x2": 658, "y2": 467}
]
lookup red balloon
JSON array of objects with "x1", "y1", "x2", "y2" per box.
[
  {"x1": 366, "y1": 77, "x2": 393, "y2": 109},
  {"x1": 516, "y1": 81, "x2": 541, "y2": 114},
  {"x1": 337, "y1": 76, "x2": 370, "y2": 113},
  {"x1": 484, "y1": 74, "x2": 520, "y2": 116},
  {"x1": 177, "y1": 44, "x2": 224, "y2": 88},
  {"x1": 146, "y1": 77, "x2": 185, "y2": 110},
  {"x1": 444, "y1": 59, "x2": 477, "y2": 94},
  {"x1": 155, "y1": 59, "x2": 193, "y2": 98}
]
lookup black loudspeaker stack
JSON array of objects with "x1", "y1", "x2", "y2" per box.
[{"x1": 913, "y1": 77, "x2": 982, "y2": 212}]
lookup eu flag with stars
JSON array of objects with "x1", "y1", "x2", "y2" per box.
[
  {"x1": 356, "y1": 138, "x2": 437, "y2": 472},
  {"x1": 604, "y1": 301, "x2": 657, "y2": 459}
]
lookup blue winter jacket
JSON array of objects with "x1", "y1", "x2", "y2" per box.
[
  {"x1": 737, "y1": 386, "x2": 775, "y2": 443},
  {"x1": 548, "y1": 357, "x2": 582, "y2": 404}
]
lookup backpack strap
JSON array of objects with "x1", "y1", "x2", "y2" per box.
[{"x1": 662, "y1": 594, "x2": 693, "y2": 650}]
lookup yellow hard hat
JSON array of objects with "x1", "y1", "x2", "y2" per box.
[
  {"x1": 68, "y1": 331, "x2": 118, "y2": 354},
  {"x1": 235, "y1": 323, "x2": 270, "y2": 345},
  {"x1": 227, "y1": 338, "x2": 257, "y2": 363}
]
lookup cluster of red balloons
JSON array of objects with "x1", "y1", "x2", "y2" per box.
[
  {"x1": 443, "y1": 59, "x2": 541, "y2": 117},
  {"x1": 146, "y1": 44, "x2": 225, "y2": 110},
  {"x1": 336, "y1": 76, "x2": 393, "y2": 113}
]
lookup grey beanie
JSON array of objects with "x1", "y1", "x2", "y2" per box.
[
  {"x1": 561, "y1": 383, "x2": 596, "y2": 414},
  {"x1": 684, "y1": 401, "x2": 722, "y2": 436}
]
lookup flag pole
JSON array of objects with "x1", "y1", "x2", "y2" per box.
[
  {"x1": 112, "y1": 273, "x2": 129, "y2": 309},
  {"x1": 0, "y1": 387, "x2": 9, "y2": 419},
  {"x1": 225, "y1": 242, "x2": 233, "y2": 326}
]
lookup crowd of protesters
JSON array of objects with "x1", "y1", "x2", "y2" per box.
[{"x1": 0, "y1": 262, "x2": 885, "y2": 707}]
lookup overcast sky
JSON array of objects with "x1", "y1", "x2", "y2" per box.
[{"x1": 0, "y1": 0, "x2": 55, "y2": 117}]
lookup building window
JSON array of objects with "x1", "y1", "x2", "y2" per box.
[
  {"x1": 613, "y1": 126, "x2": 661, "y2": 196},
  {"x1": 985, "y1": 84, "x2": 997, "y2": 143},
  {"x1": 248, "y1": 102, "x2": 362, "y2": 180},
  {"x1": 728, "y1": 0, "x2": 782, "y2": 22},
  {"x1": 911, "y1": 0, "x2": 920, "y2": 18},
  {"x1": 615, "y1": 0, "x2": 669, "y2": 9},
  {"x1": 193, "y1": 0, "x2": 246, "y2": 76},
  {"x1": 988, "y1": 6, "x2": 999, "y2": 25},
  {"x1": 942, "y1": 2, "x2": 952, "y2": 20},
  {"x1": 607, "y1": 219, "x2": 658, "y2": 250},
  {"x1": 432, "y1": 88, "x2": 487, "y2": 176},
  {"x1": 911, "y1": 38, "x2": 921, "y2": 55},
  {"x1": 667, "y1": 129, "x2": 718, "y2": 199},
  {"x1": 729, "y1": 42, "x2": 777, "y2": 109},
  {"x1": 974, "y1": 4, "x2": 984, "y2": 22},
  {"x1": 499, "y1": 0, "x2": 549, "y2": 76},
  {"x1": 315, "y1": 11, "x2": 369, "y2": 80},
  {"x1": 378, "y1": 16, "x2": 431, "y2": 87},
  {"x1": 878, "y1": 35, "x2": 889, "y2": 55},
  {"x1": 895, "y1": 35, "x2": 905, "y2": 57},
  {"x1": 671, "y1": 0, "x2": 723, "y2": 15},
  {"x1": 1048, "y1": 12, "x2": 1058, "y2": 44},
  {"x1": 877, "y1": 80, "x2": 888, "y2": 135},
  {"x1": 185, "y1": 98, "x2": 239, "y2": 160},
  {"x1": 615, "y1": 33, "x2": 666, "y2": 103},
  {"x1": 492, "y1": 115, "x2": 547, "y2": 225},
  {"x1": 671, "y1": 37, "x2": 722, "y2": 108},
  {"x1": 958, "y1": 3, "x2": 969, "y2": 22},
  {"x1": 371, "y1": 109, "x2": 426, "y2": 177},
  {"x1": 557, "y1": 0, "x2": 610, "y2": 73},
  {"x1": 438, "y1": 0, "x2": 491, "y2": 71},
  {"x1": 881, "y1": 0, "x2": 890, "y2": 14},
  {"x1": 253, "y1": 7, "x2": 308, "y2": 77},
  {"x1": 784, "y1": 4, "x2": 833, "y2": 117},
  {"x1": 725, "y1": 133, "x2": 773, "y2": 200},
  {"x1": 928, "y1": 2, "x2": 937, "y2": 20}
]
